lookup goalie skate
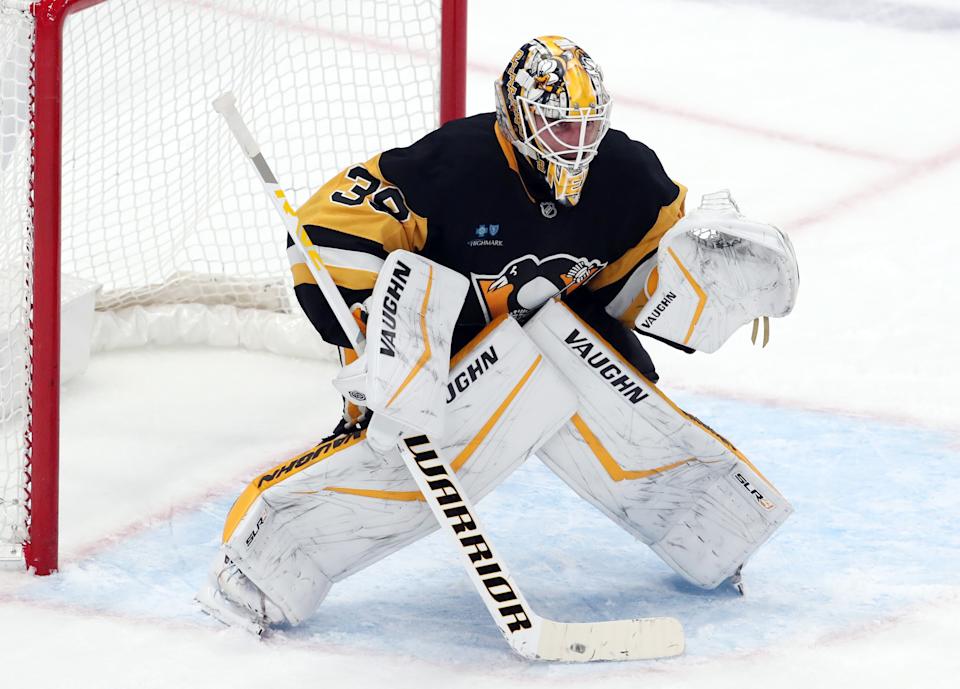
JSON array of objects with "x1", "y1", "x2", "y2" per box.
[{"x1": 195, "y1": 556, "x2": 286, "y2": 636}]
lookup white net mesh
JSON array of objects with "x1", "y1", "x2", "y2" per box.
[
  {"x1": 0, "y1": 1, "x2": 34, "y2": 560},
  {"x1": 0, "y1": 0, "x2": 445, "y2": 563},
  {"x1": 65, "y1": 0, "x2": 440, "y2": 310}
]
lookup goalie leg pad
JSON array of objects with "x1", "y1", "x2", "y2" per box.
[
  {"x1": 206, "y1": 316, "x2": 577, "y2": 626},
  {"x1": 524, "y1": 300, "x2": 792, "y2": 589},
  {"x1": 195, "y1": 547, "x2": 328, "y2": 633}
]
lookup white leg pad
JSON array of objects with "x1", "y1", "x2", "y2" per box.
[
  {"x1": 525, "y1": 300, "x2": 792, "y2": 589},
  {"x1": 648, "y1": 463, "x2": 784, "y2": 588},
  {"x1": 221, "y1": 501, "x2": 333, "y2": 626},
  {"x1": 208, "y1": 316, "x2": 577, "y2": 626}
]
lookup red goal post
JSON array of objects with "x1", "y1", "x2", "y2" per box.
[{"x1": 0, "y1": 0, "x2": 467, "y2": 575}]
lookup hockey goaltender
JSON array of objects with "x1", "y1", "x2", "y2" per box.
[{"x1": 198, "y1": 35, "x2": 800, "y2": 661}]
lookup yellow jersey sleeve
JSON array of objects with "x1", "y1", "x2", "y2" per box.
[{"x1": 288, "y1": 153, "x2": 428, "y2": 347}]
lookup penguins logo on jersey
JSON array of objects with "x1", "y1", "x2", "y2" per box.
[{"x1": 471, "y1": 253, "x2": 606, "y2": 323}]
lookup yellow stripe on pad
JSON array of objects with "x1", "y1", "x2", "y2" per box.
[
  {"x1": 667, "y1": 247, "x2": 707, "y2": 345},
  {"x1": 450, "y1": 354, "x2": 541, "y2": 471},
  {"x1": 387, "y1": 265, "x2": 433, "y2": 408},
  {"x1": 222, "y1": 431, "x2": 365, "y2": 543},
  {"x1": 325, "y1": 354, "x2": 542, "y2": 501},
  {"x1": 556, "y1": 302, "x2": 774, "y2": 486},
  {"x1": 325, "y1": 486, "x2": 424, "y2": 502},
  {"x1": 571, "y1": 413, "x2": 693, "y2": 481}
]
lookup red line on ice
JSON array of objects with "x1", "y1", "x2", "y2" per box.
[
  {"x1": 61, "y1": 466, "x2": 264, "y2": 563},
  {"x1": 788, "y1": 140, "x2": 960, "y2": 229},
  {"x1": 467, "y1": 59, "x2": 905, "y2": 166}
]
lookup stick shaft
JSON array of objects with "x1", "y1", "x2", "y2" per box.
[
  {"x1": 214, "y1": 93, "x2": 541, "y2": 650},
  {"x1": 394, "y1": 433, "x2": 544, "y2": 653},
  {"x1": 213, "y1": 92, "x2": 363, "y2": 352}
]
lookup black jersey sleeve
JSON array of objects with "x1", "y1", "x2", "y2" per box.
[{"x1": 585, "y1": 138, "x2": 687, "y2": 329}]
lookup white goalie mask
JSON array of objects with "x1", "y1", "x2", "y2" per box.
[{"x1": 495, "y1": 36, "x2": 612, "y2": 206}]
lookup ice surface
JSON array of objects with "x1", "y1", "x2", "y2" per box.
[
  {"x1": 2, "y1": 0, "x2": 959, "y2": 687},
  {"x1": 10, "y1": 394, "x2": 960, "y2": 661}
]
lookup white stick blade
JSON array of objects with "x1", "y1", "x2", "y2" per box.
[{"x1": 535, "y1": 617, "x2": 684, "y2": 661}]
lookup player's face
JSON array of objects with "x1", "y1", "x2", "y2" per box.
[{"x1": 529, "y1": 109, "x2": 605, "y2": 165}]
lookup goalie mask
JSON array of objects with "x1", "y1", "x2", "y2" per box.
[{"x1": 495, "y1": 36, "x2": 612, "y2": 206}]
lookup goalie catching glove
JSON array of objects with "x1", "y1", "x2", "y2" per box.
[{"x1": 634, "y1": 190, "x2": 799, "y2": 353}]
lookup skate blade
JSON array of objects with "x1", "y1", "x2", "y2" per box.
[{"x1": 195, "y1": 584, "x2": 268, "y2": 638}]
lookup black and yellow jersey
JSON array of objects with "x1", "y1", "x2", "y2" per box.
[{"x1": 290, "y1": 112, "x2": 686, "y2": 355}]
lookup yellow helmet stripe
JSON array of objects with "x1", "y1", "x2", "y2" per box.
[
  {"x1": 564, "y1": 63, "x2": 598, "y2": 110},
  {"x1": 535, "y1": 35, "x2": 599, "y2": 111}
]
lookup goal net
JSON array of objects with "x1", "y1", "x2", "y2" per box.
[{"x1": 0, "y1": 0, "x2": 463, "y2": 572}]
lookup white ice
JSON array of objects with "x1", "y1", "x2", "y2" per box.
[{"x1": 2, "y1": 0, "x2": 960, "y2": 687}]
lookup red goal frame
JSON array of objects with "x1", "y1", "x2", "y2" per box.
[{"x1": 23, "y1": 0, "x2": 467, "y2": 575}]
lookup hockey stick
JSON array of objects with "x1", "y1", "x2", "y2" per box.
[{"x1": 213, "y1": 92, "x2": 684, "y2": 661}]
